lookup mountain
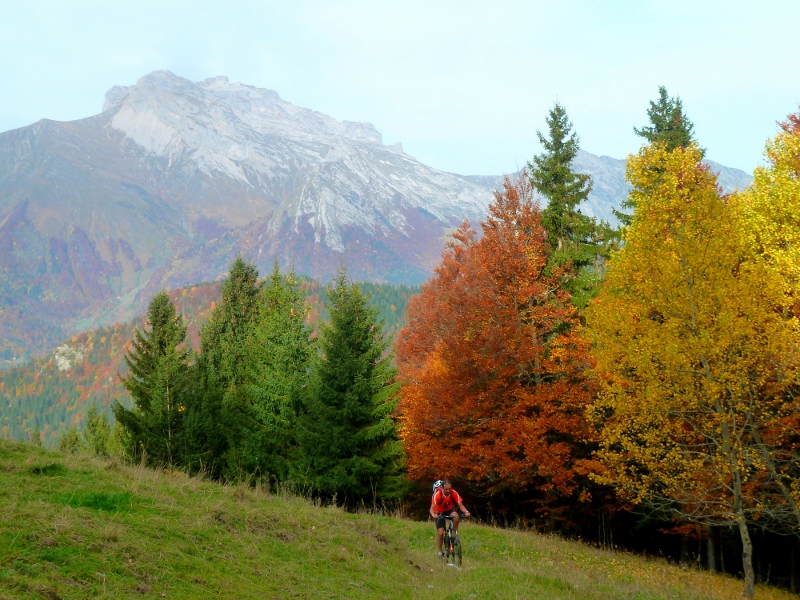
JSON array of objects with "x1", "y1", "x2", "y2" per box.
[{"x1": 0, "y1": 71, "x2": 753, "y2": 365}]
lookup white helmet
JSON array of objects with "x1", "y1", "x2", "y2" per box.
[{"x1": 432, "y1": 479, "x2": 443, "y2": 494}]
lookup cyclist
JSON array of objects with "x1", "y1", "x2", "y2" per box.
[{"x1": 430, "y1": 479, "x2": 470, "y2": 557}]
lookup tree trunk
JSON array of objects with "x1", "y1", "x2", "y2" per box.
[
  {"x1": 756, "y1": 535, "x2": 762, "y2": 583},
  {"x1": 720, "y1": 533, "x2": 726, "y2": 574},
  {"x1": 737, "y1": 517, "x2": 755, "y2": 598},
  {"x1": 680, "y1": 534, "x2": 689, "y2": 565},
  {"x1": 791, "y1": 546, "x2": 796, "y2": 594},
  {"x1": 706, "y1": 525, "x2": 716, "y2": 573}
]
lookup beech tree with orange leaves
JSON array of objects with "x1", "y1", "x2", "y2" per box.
[{"x1": 396, "y1": 176, "x2": 597, "y2": 519}]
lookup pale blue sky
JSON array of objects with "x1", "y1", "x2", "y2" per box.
[{"x1": 1, "y1": 1, "x2": 798, "y2": 174}]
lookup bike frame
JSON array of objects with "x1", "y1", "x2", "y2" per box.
[{"x1": 441, "y1": 513, "x2": 465, "y2": 567}]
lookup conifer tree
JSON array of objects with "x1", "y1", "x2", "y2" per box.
[
  {"x1": 106, "y1": 420, "x2": 128, "y2": 460},
  {"x1": 296, "y1": 271, "x2": 405, "y2": 503},
  {"x1": 116, "y1": 291, "x2": 189, "y2": 466},
  {"x1": 188, "y1": 257, "x2": 262, "y2": 478},
  {"x1": 239, "y1": 262, "x2": 313, "y2": 482},
  {"x1": 30, "y1": 426, "x2": 42, "y2": 448},
  {"x1": 634, "y1": 86, "x2": 697, "y2": 151},
  {"x1": 84, "y1": 404, "x2": 111, "y2": 458},
  {"x1": 58, "y1": 428, "x2": 82, "y2": 454},
  {"x1": 528, "y1": 102, "x2": 617, "y2": 307},
  {"x1": 617, "y1": 86, "x2": 702, "y2": 225}
]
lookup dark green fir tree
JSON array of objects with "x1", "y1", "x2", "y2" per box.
[
  {"x1": 187, "y1": 256, "x2": 262, "y2": 478},
  {"x1": 617, "y1": 86, "x2": 702, "y2": 225},
  {"x1": 115, "y1": 291, "x2": 189, "y2": 466},
  {"x1": 634, "y1": 85, "x2": 697, "y2": 152},
  {"x1": 84, "y1": 404, "x2": 111, "y2": 458},
  {"x1": 240, "y1": 261, "x2": 313, "y2": 483},
  {"x1": 528, "y1": 102, "x2": 618, "y2": 307},
  {"x1": 30, "y1": 426, "x2": 42, "y2": 448},
  {"x1": 296, "y1": 270, "x2": 405, "y2": 503}
]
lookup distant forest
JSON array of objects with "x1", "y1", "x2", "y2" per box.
[{"x1": 0, "y1": 277, "x2": 418, "y2": 446}]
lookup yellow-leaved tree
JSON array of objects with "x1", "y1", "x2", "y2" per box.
[
  {"x1": 586, "y1": 142, "x2": 800, "y2": 598},
  {"x1": 739, "y1": 114, "x2": 800, "y2": 289},
  {"x1": 734, "y1": 113, "x2": 800, "y2": 534}
]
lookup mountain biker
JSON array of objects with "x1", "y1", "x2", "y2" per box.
[{"x1": 430, "y1": 479, "x2": 470, "y2": 557}]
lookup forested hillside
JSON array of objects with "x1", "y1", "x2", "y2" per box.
[{"x1": 0, "y1": 278, "x2": 417, "y2": 445}]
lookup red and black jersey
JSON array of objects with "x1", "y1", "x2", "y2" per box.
[{"x1": 431, "y1": 488, "x2": 462, "y2": 514}]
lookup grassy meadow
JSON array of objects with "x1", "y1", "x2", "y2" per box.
[{"x1": 0, "y1": 440, "x2": 793, "y2": 599}]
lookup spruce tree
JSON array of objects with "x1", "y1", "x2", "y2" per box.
[
  {"x1": 188, "y1": 256, "x2": 262, "y2": 478},
  {"x1": 528, "y1": 102, "x2": 618, "y2": 307},
  {"x1": 618, "y1": 86, "x2": 702, "y2": 225},
  {"x1": 30, "y1": 426, "x2": 43, "y2": 448},
  {"x1": 106, "y1": 420, "x2": 128, "y2": 460},
  {"x1": 240, "y1": 262, "x2": 313, "y2": 483},
  {"x1": 116, "y1": 291, "x2": 189, "y2": 466},
  {"x1": 84, "y1": 404, "x2": 111, "y2": 458},
  {"x1": 634, "y1": 86, "x2": 697, "y2": 152},
  {"x1": 58, "y1": 428, "x2": 82, "y2": 454},
  {"x1": 295, "y1": 271, "x2": 405, "y2": 503}
]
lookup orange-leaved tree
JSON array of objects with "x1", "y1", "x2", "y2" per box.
[
  {"x1": 586, "y1": 142, "x2": 800, "y2": 598},
  {"x1": 396, "y1": 176, "x2": 597, "y2": 519}
]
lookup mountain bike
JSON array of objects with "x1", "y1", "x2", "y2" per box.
[{"x1": 441, "y1": 513, "x2": 465, "y2": 568}]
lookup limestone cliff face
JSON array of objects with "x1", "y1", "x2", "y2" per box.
[{"x1": 0, "y1": 71, "x2": 752, "y2": 363}]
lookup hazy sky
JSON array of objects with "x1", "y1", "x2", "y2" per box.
[{"x1": 1, "y1": 1, "x2": 798, "y2": 175}]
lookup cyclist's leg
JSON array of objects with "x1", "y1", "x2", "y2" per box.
[
  {"x1": 451, "y1": 511, "x2": 460, "y2": 532},
  {"x1": 435, "y1": 513, "x2": 446, "y2": 553}
]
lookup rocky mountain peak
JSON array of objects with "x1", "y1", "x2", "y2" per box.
[
  {"x1": 99, "y1": 71, "x2": 494, "y2": 255},
  {"x1": 105, "y1": 70, "x2": 386, "y2": 160},
  {"x1": 0, "y1": 70, "x2": 755, "y2": 366}
]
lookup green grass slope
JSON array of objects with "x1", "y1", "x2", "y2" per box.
[{"x1": 0, "y1": 441, "x2": 792, "y2": 600}]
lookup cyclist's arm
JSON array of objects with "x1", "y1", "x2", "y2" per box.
[
  {"x1": 457, "y1": 501, "x2": 470, "y2": 517},
  {"x1": 429, "y1": 505, "x2": 439, "y2": 519}
]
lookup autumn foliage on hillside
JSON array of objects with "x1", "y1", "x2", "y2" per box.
[
  {"x1": 0, "y1": 283, "x2": 222, "y2": 443},
  {"x1": 0, "y1": 279, "x2": 418, "y2": 444},
  {"x1": 396, "y1": 177, "x2": 597, "y2": 511}
]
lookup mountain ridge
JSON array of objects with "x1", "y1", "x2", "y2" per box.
[{"x1": 0, "y1": 71, "x2": 753, "y2": 364}]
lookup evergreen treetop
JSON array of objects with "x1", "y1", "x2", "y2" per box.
[
  {"x1": 121, "y1": 292, "x2": 188, "y2": 415},
  {"x1": 528, "y1": 102, "x2": 618, "y2": 307},
  {"x1": 634, "y1": 86, "x2": 698, "y2": 152},
  {"x1": 618, "y1": 87, "x2": 703, "y2": 226},
  {"x1": 189, "y1": 256, "x2": 263, "y2": 478},
  {"x1": 200, "y1": 256, "x2": 262, "y2": 385},
  {"x1": 529, "y1": 102, "x2": 593, "y2": 249}
]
